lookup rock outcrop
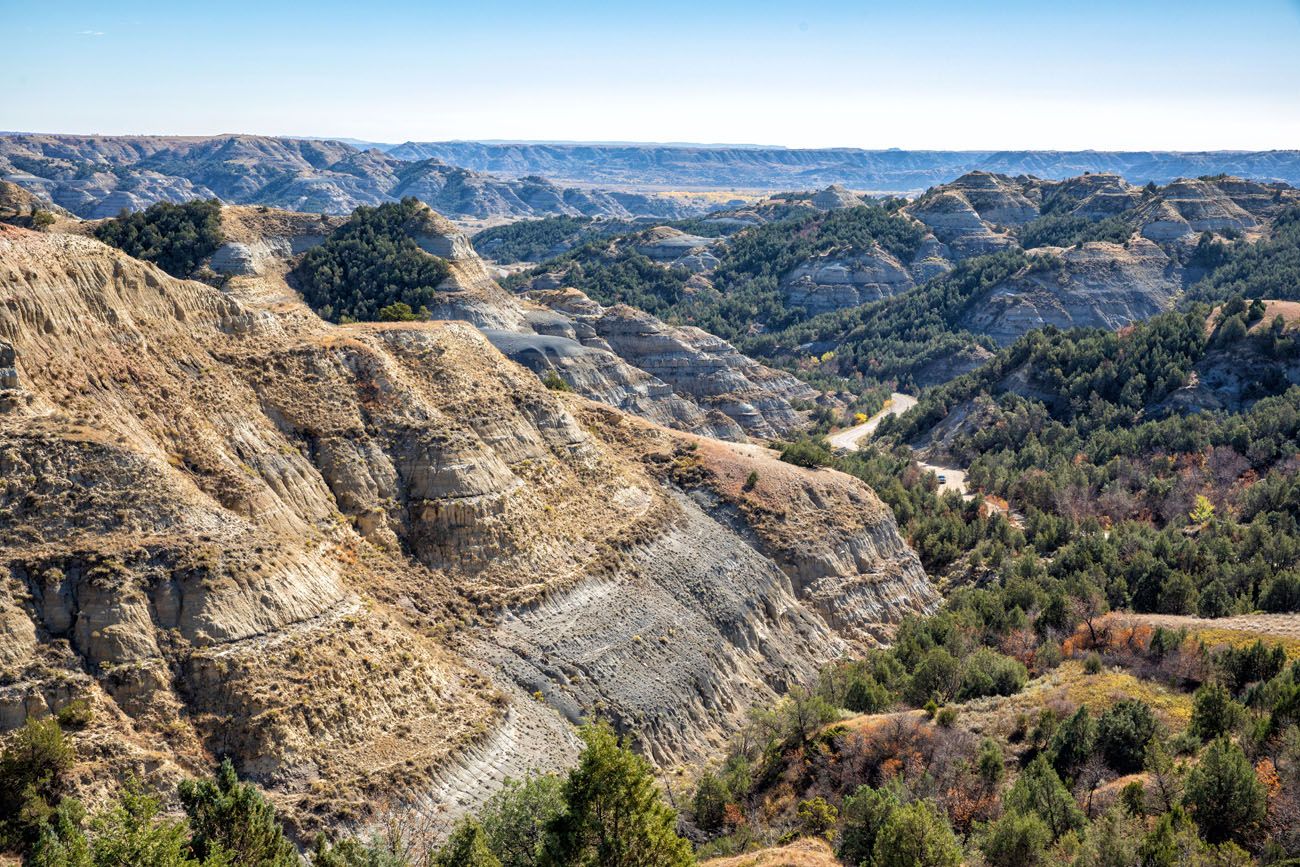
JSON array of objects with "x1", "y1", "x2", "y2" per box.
[
  {"x1": 0, "y1": 223, "x2": 937, "y2": 836},
  {"x1": 207, "y1": 204, "x2": 815, "y2": 442},
  {"x1": 960, "y1": 239, "x2": 1180, "y2": 344},
  {"x1": 523, "y1": 288, "x2": 820, "y2": 439},
  {"x1": 781, "y1": 244, "x2": 917, "y2": 314}
]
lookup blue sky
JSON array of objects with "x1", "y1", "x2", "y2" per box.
[{"x1": 3, "y1": 0, "x2": 1299, "y2": 149}]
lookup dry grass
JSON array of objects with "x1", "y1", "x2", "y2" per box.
[
  {"x1": 701, "y1": 838, "x2": 840, "y2": 867},
  {"x1": 1130, "y1": 613, "x2": 1300, "y2": 659}
]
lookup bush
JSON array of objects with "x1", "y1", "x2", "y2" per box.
[
  {"x1": 1183, "y1": 737, "x2": 1267, "y2": 844},
  {"x1": 935, "y1": 706, "x2": 958, "y2": 728},
  {"x1": 778, "y1": 439, "x2": 831, "y2": 469},
  {"x1": 957, "y1": 647, "x2": 1028, "y2": 700},
  {"x1": 796, "y1": 797, "x2": 837, "y2": 839},
  {"x1": 1048, "y1": 706, "x2": 1097, "y2": 783},
  {"x1": 870, "y1": 800, "x2": 962, "y2": 867},
  {"x1": 1083, "y1": 651, "x2": 1103, "y2": 675},
  {"x1": 479, "y1": 774, "x2": 565, "y2": 867},
  {"x1": 435, "y1": 820, "x2": 502, "y2": 867},
  {"x1": 1189, "y1": 683, "x2": 1243, "y2": 742},
  {"x1": 54, "y1": 701, "x2": 93, "y2": 731},
  {"x1": 0, "y1": 718, "x2": 74, "y2": 849},
  {"x1": 94, "y1": 199, "x2": 223, "y2": 278},
  {"x1": 692, "y1": 773, "x2": 727, "y2": 835},
  {"x1": 906, "y1": 648, "x2": 960, "y2": 705},
  {"x1": 1096, "y1": 700, "x2": 1158, "y2": 774},
  {"x1": 178, "y1": 758, "x2": 297, "y2": 866},
  {"x1": 980, "y1": 811, "x2": 1052, "y2": 867},
  {"x1": 1261, "y1": 572, "x2": 1300, "y2": 612},
  {"x1": 838, "y1": 783, "x2": 903, "y2": 866},
  {"x1": 1005, "y1": 756, "x2": 1085, "y2": 839},
  {"x1": 541, "y1": 370, "x2": 572, "y2": 392},
  {"x1": 539, "y1": 723, "x2": 693, "y2": 867}
]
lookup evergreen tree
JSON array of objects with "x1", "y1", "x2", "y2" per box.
[
  {"x1": 1049, "y1": 706, "x2": 1097, "y2": 783},
  {"x1": 178, "y1": 759, "x2": 297, "y2": 866},
  {"x1": 870, "y1": 800, "x2": 962, "y2": 867},
  {"x1": 838, "y1": 782, "x2": 904, "y2": 867},
  {"x1": 540, "y1": 723, "x2": 693, "y2": 867},
  {"x1": 1183, "y1": 737, "x2": 1266, "y2": 844},
  {"x1": 1189, "y1": 683, "x2": 1243, "y2": 742},
  {"x1": 479, "y1": 774, "x2": 566, "y2": 867},
  {"x1": 1096, "y1": 700, "x2": 1158, "y2": 774},
  {"x1": 1004, "y1": 755, "x2": 1085, "y2": 839},
  {"x1": 980, "y1": 811, "x2": 1051, "y2": 867},
  {"x1": 434, "y1": 820, "x2": 501, "y2": 867}
]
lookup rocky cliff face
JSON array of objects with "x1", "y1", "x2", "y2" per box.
[
  {"x1": 0, "y1": 134, "x2": 708, "y2": 222},
  {"x1": 781, "y1": 244, "x2": 917, "y2": 315},
  {"x1": 211, "y1": 204, "x2": 815, "y2": 442},
  {"x1": 961, "y1": 239, "x2": 1181, "y2": 345},
  {"x1": 523, "y1": 288, "x2": 820, "y2": 439},
  {"x1": 0, "y1": 223, "x2": 937, "y2": 835}
]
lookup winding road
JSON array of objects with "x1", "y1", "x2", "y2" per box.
[{"x1": 827, "y1": 392, "x2": 971, "y2": 498}]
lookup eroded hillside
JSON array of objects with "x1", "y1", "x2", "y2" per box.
[{"x1": 0, "y1": 222, "x2": 937, "y2": 838}]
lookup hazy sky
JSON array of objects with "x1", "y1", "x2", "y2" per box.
[{"x1": 4, "y1": 0, "x2": 1299, "y2": 150}]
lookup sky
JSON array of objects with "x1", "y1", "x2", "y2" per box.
[{"x1": 3, "y1": 0, "x2": 1299, "y2": 151}]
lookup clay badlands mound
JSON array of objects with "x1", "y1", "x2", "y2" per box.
[{"x1": 0, "y1": 209, "x2": 937, "y2": 837}]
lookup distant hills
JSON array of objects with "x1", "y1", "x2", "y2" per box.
[
  {"x1": 388, "y1": 141, "x2": 1300, "y2": 191},
  {"x1": 0, "y1": 134, "x2": 711, "y2": 221}
]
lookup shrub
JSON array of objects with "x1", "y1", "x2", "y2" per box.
[
  {"x1": 778, "y1": 439, "x2": 830, "y2": 469},
  {"x1": 957, "y1": 647, "x2": 1028, "y2": 700},
  {"x1": 1005, "y1": 756, "x2": 1085, "y2": 839},
  {"x1": 376, "y1": 301, "x2": 423, "y2": 322},
  {"x1": 1183, "y1": 737, "x2": 1266, "y2": 844},
  {"x1": 1261, "y1": 572, "x2": 1300, "y2": 612},
  {"x1": 0, "y1": 718, "x2": 74, "y2": 849},
  {"x1": 1189, "y1": 683, "x2": 1243, "y2": 742},
  {"x1": 870, "y1": 800, "x2": 962, "y2": 867},
  {"x1": 479, "y1": 774, "x2": 565, "y2": 867},
  {"x1": 796, "y1": 797, "x2": 837, "y2": 839},
  {"x1": 1083, "y1": 651, "x2": 1103, "y2": 675},
  {"x1": 980, "y1": 811, "x2": 1052, "y2": 867},
  {"x1": 935, "y1": 706, "x2": 958, "y2": 728},
  {"x1": 93, "y1": 199, "x2": 223, "y2": 278},
  {"x1": 541, "y1": 370, "x2": 572, "y2": 392},
  {"x1": 54, "y1": 701, "x2": 93, "y2": 731},
  {"x1": 539, "y1": 723, "x2": 693, "y2": 867},
  {"x1": 1096, "y1": 700, "x2": 1158, "y2": 774},
  {"x1": 178, "y1": 758, "x2": 297, "y2": 866},
  {"x1": 1048, "y1": 707, "x2": 1097, "y2": 783},
  {"x1": 976, "y1": 738, "x2": 1005, "y2": 787},
  {"x1": 692, "y1": 773, "x2": 727, "y2": 835},
  {"x1": 31, "y1": 209, "x2": 55, "y2": 230},
  {"x1": 907, "y1": 648, "x2": 960, "y2": 706},
  {"x1": 435, "y1": 820, "x2": 502, "y2": 867},
  {"x1": 838, "y1": 782, "x2": 903, "y2": 866}
]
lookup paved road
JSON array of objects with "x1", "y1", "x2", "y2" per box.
[
  {"x1": 826, "y1": 392, "x2": 918, "y2": 450},
  {"x1": 827, "y1": 392, "x2": 970, "y2": 498}
]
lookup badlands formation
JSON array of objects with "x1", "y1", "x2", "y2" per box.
[{"x1": 0, "y1": 208, "x2": 937, "y2": 837}]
